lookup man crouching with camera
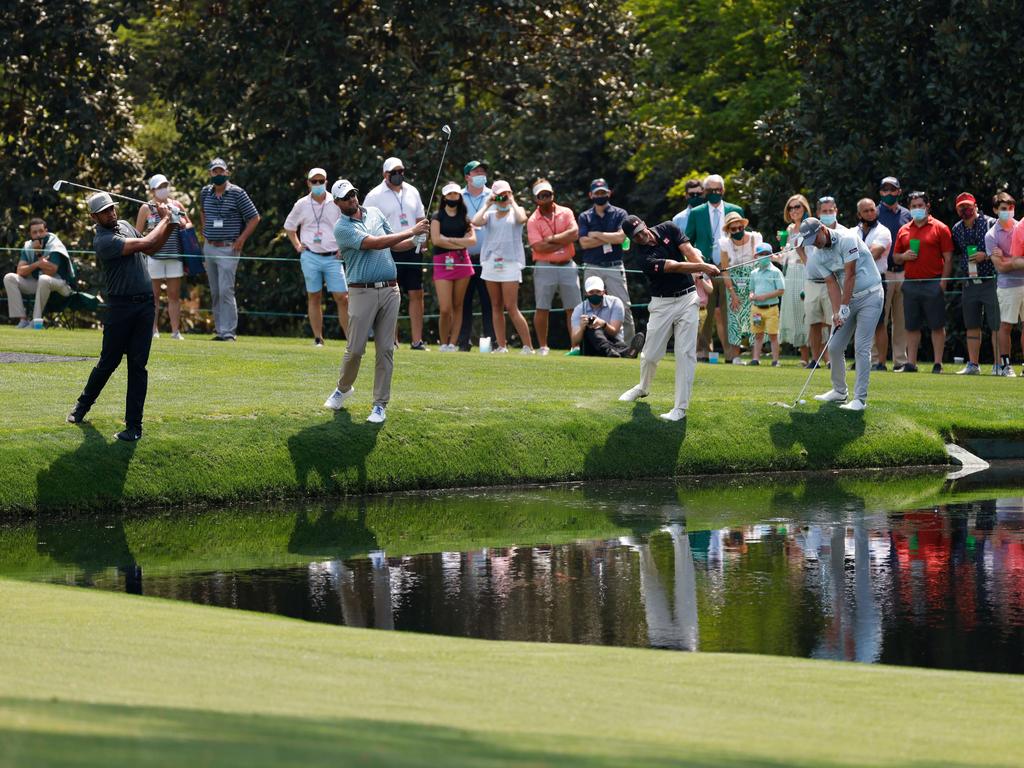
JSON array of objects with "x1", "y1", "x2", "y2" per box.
[{"x1": 570, "y1": 275, "x2": 645, "y2": 358}]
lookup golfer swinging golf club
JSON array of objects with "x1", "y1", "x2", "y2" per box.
[
  {"x1": 793, "y1": 216, "x2": 884, "y2": 411},
  {"x1": 618, "y1": 214, "x2": 720, "y2": 421}
]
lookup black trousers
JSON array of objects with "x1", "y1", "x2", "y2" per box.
[
  {"x1": 76, "y1": 298, "x2": 155, "y2": 430},
  {"x1": 457, "y1": 262, "x2": 495, "y2": 348},
  {"x1": 583, "y1": 327, "x2": 630, "y2": 357}
]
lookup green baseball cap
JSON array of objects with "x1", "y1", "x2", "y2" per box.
[{"x1": 463, "y1": 160, "x2": 488, "y2": 175}]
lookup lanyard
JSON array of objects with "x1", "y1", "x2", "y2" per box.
[
  {"x1": 390, "y1": 186, "x2": 405, "y2": 216},
  {"x1": 535, "y1": 209, "x2": 560, "y2": 239},
  {"x1": 207, "y1": 186, "x2": 229, "y2": 220},
  {"x1": 310, "y1": 196, "x2": 327, "y2": 230},
  {"x1": 466, "y1": 192, "x2": 485, "y2": 216}
]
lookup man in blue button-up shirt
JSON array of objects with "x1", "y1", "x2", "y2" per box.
[{"x1": 325, "y1": 179, "x2": 429, "y2": 424}]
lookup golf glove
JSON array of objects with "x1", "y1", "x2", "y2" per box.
[
  {"x1": 413, "y1": 234, "x2": 427, "y2": 248},
  {"x1": 169, "y1": 208, "x2": 184, "y2": 225},
  {"x1": 838, "y1": 305, "x2": 850, "y2": 321}
]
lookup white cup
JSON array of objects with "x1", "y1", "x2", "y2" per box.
[
  {"x1": 31, "y1": 318, "x2": 43, "y2": 330},
  {"x1": 479, "y1": 336, "x2": 492, "y2": 353}
]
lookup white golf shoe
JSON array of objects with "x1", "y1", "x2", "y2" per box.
[
  {"x1": 659, "y1": 408, "x2": 686, "y2": 422},
  {"x1": 366, "y1": 404, "x2": 387, "y2": 423},
  {"x1": 813, "y1": 389, "x2": 848, "y2": 403},
  {"x1": 324, "y1": 386, "x2": 355, "y2": 410},
  {"x1": 839, "y1": 399, "x2": 867, "y2": 412},
  {"x1": 618, "y1": 385, "x2": 648, "y2": 402}
]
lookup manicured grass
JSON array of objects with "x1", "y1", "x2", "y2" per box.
[
  {"x1": 1, "y1": 578, "x2": 1022, "y2": 767},
  {"x1": 1, "y1": 326, "x2": 1022, "y2": 512}
]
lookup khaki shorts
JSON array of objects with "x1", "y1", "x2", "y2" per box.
[
  {"x1": 998, "y1": 285, "x2": 1024, "y2": 324},
  {"x1": 751, "y1": 304, "x2": 780, "y2": 335},
  {"x1": 803, "y1": 280, "x2": 831, "y2": 325}
]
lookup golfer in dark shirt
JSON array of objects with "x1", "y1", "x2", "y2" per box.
[
  {"x1": 618, "y1": 215, "x2": 720, "y2": 421},
  {"x1": 67, "y1": 192, "x2": 176, "y2": 441}
]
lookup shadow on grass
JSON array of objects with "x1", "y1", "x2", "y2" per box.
[
  {"x1": 584, "y1": 403, "x2": 687, "y2": 478},
  {"x1": 34, "y1": 424, "x2": 142, "y2": 592},
  {"x1": 768, "y1": 407, "x2": 867, "y2": 466},
  {"x1": 287, "y1": 410, "x2": 382, "y2": 494}
]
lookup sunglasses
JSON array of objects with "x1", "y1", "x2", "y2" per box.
[
  {"x1": 535, "y1": 192, "x2": 553, "y2": 199},
  {"x1": 309, "y1": 179, "x2": 326, "y2": 185},
  {"x1": 787, "y1": 204, "x2": 804, "y2": 211}
]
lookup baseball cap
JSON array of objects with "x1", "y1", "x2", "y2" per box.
[
  {"x1": 441, "y1": 182, "x2": 462, "y2": 197},
  {"x1": 590, "y1": 178, "x2": 611, "y2": 194},
  {"x1": 307, "y1": 167, "x2": 327, "y2": 180},
  {"x1": 793, "y1": 217, "x2": 823, "y2": 247},
  {"x1": 621, "y1": 214, "x2": 647, "y2": 239},
  {"x1": 491, "y1": 180, "x2": 512, "y2": 195},
  {"x1": 584, "y1": 276, "x2": 605, "y2": 292},
  {"x1": 383, "y1": 157, "x2": 404, "y2": 173},
  {"x1": 955, "y1": 192, "x2": 977, "y2": 207},
  {"x1": 331, "y1": 179, "x2": 358, "y2": 199},
  {"x1": 148, "y1": 174, "x2": 169, "y2": 189},
  {"x1": 208, "y1": 158, "x2": 228, "y2": 172},
  {"x1": 880, "y1": 176, "x2": 900, "y2": 189},
  {"x1": 87, "y1": 192, "x2": 116, "y2": 214},
  {"x1": 532, "y1": 180, "x2": 554, "y2": 196},
  {"x1": 755, "y1": 243, "x2": 774, "y2": 255},
  {"x1": 463, "y1": 160, "x2": 488, "y2": 175}
]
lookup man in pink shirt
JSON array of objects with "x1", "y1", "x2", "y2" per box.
[{"x1": 527, "y1": 178, "x2": 580, "y2": 355}]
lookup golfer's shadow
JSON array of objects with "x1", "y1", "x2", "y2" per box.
[
  {"x1": 287, "y1": 410, "x2": 382, "y2": 494},
  {"x1": 768, "y1": 406, "x2": 867, "y2": 464},
  {"x1": 584, "y1": 402, "x2": 687, "y2": 478}
]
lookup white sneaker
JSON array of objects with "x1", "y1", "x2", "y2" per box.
[
  {"x1": 152, "y1": 331, "x2": 160, "y2": 339},
  {"x1": 494, "y1": 346, "x2": 509, "y2": 354},
  {"x1": 731, "y1": 356, "x2": 744, "y2": 365},
  {"x1": 323, "y1": 386, "x2": 355, "y2": 410},
  {"x1": 839, "y1": 399, "x2": 867, "y2": 411},
  {"x1": 171, "y1": 331, "x2": 185, "y2": 341},
  {"x1": 659, "y1": 408, "x2": 686, "y2": 421},
  {"x1": 814, "y1": 389, "x2": 848, "y2": 403},
  {"x1": 438, "y1": 344, "x2": 453, "y2": 352},
  {"x1": 520, "y1": 346, "x2": 535, "y2": 355},
  {"x1": 618, "y1": 385, "x2": 648, "y2": 402},
  {"x1": 539, "y1": 346, "x2": 550, "y2": 356},
  {"x1": 366, "y1": 404, "x2": 386, "y2": 423},
  {"x1": 992, "y1": 364, "x2": 1001, "y2": 376}
]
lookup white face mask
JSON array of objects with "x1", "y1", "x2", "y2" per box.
[{"x1": 154, "y1": 187, "x2": 170, "y2": 201}]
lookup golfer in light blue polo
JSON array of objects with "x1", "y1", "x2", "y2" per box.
[{"x1": 794, "y1": 217, "x2": 884, "y2": 411}]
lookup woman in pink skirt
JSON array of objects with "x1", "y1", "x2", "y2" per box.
[{"x1": 431, "y1": 182, "x2": 477, "y2": 351}]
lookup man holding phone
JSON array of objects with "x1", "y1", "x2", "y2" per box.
[{"x1": 3, "y1": 217, "x2": 74, "y2": 328}]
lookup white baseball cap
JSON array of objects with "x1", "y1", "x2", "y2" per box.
[
  {"x1": 532, "y1": 180, "x2": 553, "y2": 196},
  {"x1": 441, "y1": 182, "x2": 462, "y2": 197},
  {"x1": 307, "y1": 167, "x2": 327, "y2": 180},
  {"x1": 148, "y1": 174, "x2": 169, "y2": 189},
  {"x1": 584, "y1": 276, "x2": 605, "y2": 292},
  {"x1": 383, "y1": 157, "x2": 404, "y2": 173},
  {"x1": 331, "y1": 179, "x2": 358, "y2": 199}
]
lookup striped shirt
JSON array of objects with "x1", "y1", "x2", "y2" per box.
[
  {"x1": 143, "y1": 201, "x2": 184, "y2": 258},
  {"x1": 334, "y1": 206, "x2": 397, "y2": 283},
  {"x1": 200, "y1": 182, "x2": 259, "y2": 241}
]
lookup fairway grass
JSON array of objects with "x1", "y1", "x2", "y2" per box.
[
  {"x1": 1, "y1": 327, "x2": 1022, "y2": 512},
  {"x1": 1, "y1": 578, "x2": 1022, "y2": 767}
]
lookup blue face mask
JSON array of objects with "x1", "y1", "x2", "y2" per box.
[
  {"x1": 910, "y1": 208, "x2": 928, "y2": 222},
  {"x1": 496, "y1": 204, "x2": 510, "y2": 212},
  {"x1": 310, "y1": 184, "x2": 326, "y2": 196},
  {"x1": 471, "y1": 175, "x2": 487, "y2": 190},
  {"x1": 999, "y1": 210, "x2": 1014, "y2": 222},
  {"x1": 820, "y1": 213, "x2": 837, "y2": 226}
]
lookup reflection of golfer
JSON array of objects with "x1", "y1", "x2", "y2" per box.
[
  {"x1": 323, "y1": 180, "x2": 429, "y2": 424},
  {"x1": 618, "y1": 215, "x2": 720, "y2": 421},
  {"x1": 68, "y1": 193, "x2": 176, "y2": 440},
  {"x1": 638, "y1": 524, "x2": 699, "y2": 650},
  {"x1": 794, "y1": 217, "x2": 884, "y2": 411}
]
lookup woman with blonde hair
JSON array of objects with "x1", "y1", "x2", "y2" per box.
[{"x1": 778, "y1": 193, "x2": 811, "y2": 366}]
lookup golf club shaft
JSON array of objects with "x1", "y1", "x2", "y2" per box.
[
  {"x1": 792, "y1": 327, "x2": 835, "y2": 406},
  {"x1": 720, "y1": 249, "x2": 785, "y2": 271},
  {"x1": 56, "y1": 180, "x2": 149, "y2": 207},
  {"x1": 417, "y1": 130, "x2": 452, "y2": 254}
]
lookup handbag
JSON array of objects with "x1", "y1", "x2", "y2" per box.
[{"x1": 178, "y1": 225, "x2": 206, "y2": 276}]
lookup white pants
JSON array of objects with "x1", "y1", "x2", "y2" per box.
[
  {"x1": 3, "y1": 273, "x2": 71, "y2": 319},
  {"x1": 639, "y1": 292, "x2": 700, "y2": 411}
]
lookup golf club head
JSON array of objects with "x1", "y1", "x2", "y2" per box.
[
  {"x1": 52, "y1": 180, "x2": 64, "y2": 192},
  {"x1": 441, "y1": 125, "x2": 452, "y2": 139}
]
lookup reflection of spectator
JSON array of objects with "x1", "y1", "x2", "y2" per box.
[
  {"x1": 570, "y1": 276, "x2": 642, "y2": 358},
  {"x1": 4, "y1": 217, "x2": 74, "y2": 328}
]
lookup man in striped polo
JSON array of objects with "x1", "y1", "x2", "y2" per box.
[{"x1": 199, "y1": 157, "x2": 261, "y2": 341}]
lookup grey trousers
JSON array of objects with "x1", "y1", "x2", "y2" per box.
[
  {"x1": 339, "y1": 285, "x2": 400, "y2": 407},
  {"x1": 583, "y1": 263, "x2": 635, "y2": 343},
  {"x1": 829, "y1": 285, "x2": 884, "y2": 402},
  {"x1": 204, "y1": 244, "x2": 240, "y2": 337},
  {"x1": 3, "y1": 273, "x2": 70, "y2": 319}
]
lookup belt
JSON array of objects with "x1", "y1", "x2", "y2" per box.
[
  {"x1": 651, "y1": 285, "x2": 697, "y2": 299},
  {"x1": 307, "y1": 250, "x2": 338, "y2": 257},
  {"x1": 585, "y1": 260, "x2": 623, "y2": 268},
  {"x1": 206, "y1": 240, "x2": 235, "y2": 247},
  {"x1": 754, "y1": 302, "x2": 780, "y2": 308},
  {"x1": 852, "y1": 283, "x2": 884, "y2": 300},
  {"x1": 349, "y1": 280, "x2": 398, "y2": 289},
  {"x1": 108, "y1": 293, "x2": 152, "y2": 303}
]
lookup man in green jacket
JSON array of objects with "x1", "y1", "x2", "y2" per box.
[{"x1": 684, "y1": 174, "x2": 744, "y2": 360}]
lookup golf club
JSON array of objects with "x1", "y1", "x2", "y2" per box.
[
  {"x1": 771, "y1": 326, "x2": 836, "y2": 409},
  {"x1": 52, "y1": 180, "x2": 150, "y2": 207},
  {"x1": 720, "y1": 248, "x2": 786, "y2": 272},
  {"x1": 416, "y1": 124, "x2": 453, "y2": 255}
]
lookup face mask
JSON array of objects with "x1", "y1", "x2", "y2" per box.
[
  {"x1": 310, "y1": 184, "x2": 326, "y2": 196},
  {"x1": 729, "y1": 230, "x2": 745, "y2": 241},
  {"x1": 859, "y1": 215, "x2": 876, "y2": 225},
  {"x1": 880, "y1": 194, "x2": 898, "y2": 206},
  {"x1": 444, "y1": 199, "x2": 459, "y2": 209},
  {"x1": 496, "y1": 204, "x2": 511, "y2": 212},
  {"x1": 820, "y1": 213, "x2": 837, "y2": 226},
  {"x1": 154, "y1": 188, "x2": 170, "y2": 201},
  {"x1": 211, "y1": 174, "x2": 228, "y2": 186},
  {"x1": 757, "y1": 257, "x2": 770, "y2": 269},
  {"x1": 910, "y1": 208, "x2": 927, "y2": 222},
  {"x1": 688, "y1": 194, "x2": 704, "y2": 207},
  {"x1": 999, "y1": 210, "x2": 1014, "y2": 222},
  {"x1": 388, "y1": 171, "x2": 404, "y2": 186},
  {"x1": 471, "y1": 175, "x2": 487, "y2": 189},
  {"x1": 592, "y1": 196, "x2": 609, "y2": 207},
  {"x1": 706, "y1": 192, "x2": 723, "y2": 204},
  {"x1": 587, "y1": 294, "x2": 604, "y2": 306},
  {"x1": 959, "y1": 208, "x2": 976, "y2": 221}
]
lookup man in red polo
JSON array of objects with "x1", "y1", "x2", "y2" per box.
[{"x1": 893, "y1": 191, "x2": 953, "y2": 373}]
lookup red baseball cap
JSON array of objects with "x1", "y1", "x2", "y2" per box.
[{"x1": 955, "y1": 192, "x2": 976, "y2": 207}]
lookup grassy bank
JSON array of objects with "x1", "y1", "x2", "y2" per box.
[
  {"x1": 1, "y1": 578, "x2": 1022, "y2": 767},
  {"x1": 2, "y1": 327, "x2": 1022, "y2": 512}
]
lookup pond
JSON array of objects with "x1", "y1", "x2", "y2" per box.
[{"x1": 3, "y1": 466, "x2": 1022, "y2": 674}]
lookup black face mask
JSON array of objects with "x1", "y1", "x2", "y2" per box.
[
  {"x1": 730, "y1": 230, "x2": 745, "y2": 241},
  {"x1": 592, "y1": 196, "x2": 609, "y2": 207},
  {"x1": 444, "y1": 200, "x2": 459, "y2": 209},
  {"x1": 389, "y1": 172, "x2": 404, "y2": 186},
  {"x1": 688, "y1": 194, "x2": 704, "y2": 207},
  {"x1": 587, "y1": 294, "x2": 604, "y2": 306}
]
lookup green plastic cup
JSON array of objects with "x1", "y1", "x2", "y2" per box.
[
  {"x1": 966, "y1": 245, "x2": 978, "y2": 257},
  {"x1": 909, "y1": 239, "x2": 921, "y2": 254},
  {"x1": 777, "y1": 230, "x2": 788, "y2": 247}
]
